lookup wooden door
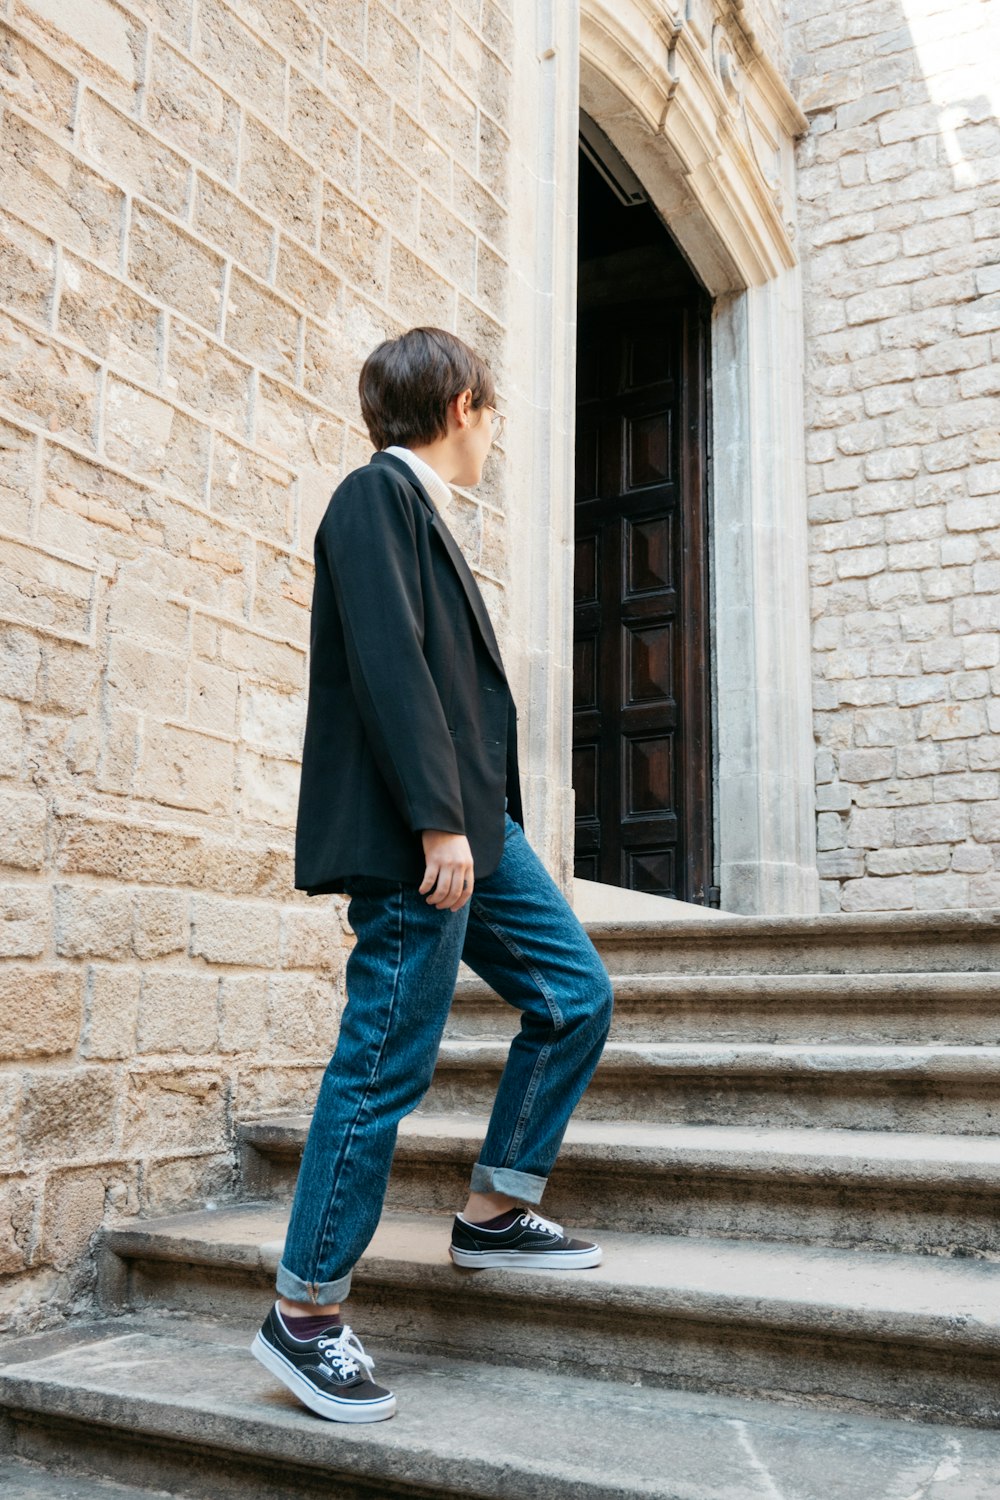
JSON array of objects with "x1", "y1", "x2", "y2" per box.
[{"x1": 573, "y1": 294, "x2": 715, "y2": 904}]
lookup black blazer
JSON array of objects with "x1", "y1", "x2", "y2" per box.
[{"x1": 294, "y1": 449, "x2": 524, "y2": 895}]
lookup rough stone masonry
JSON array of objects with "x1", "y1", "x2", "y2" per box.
[{"x1": 787, "y1": 0, "x2": 1000, "y2": 914}]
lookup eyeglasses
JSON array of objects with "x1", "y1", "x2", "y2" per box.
[{"x1": 484, "y1": 404, "x2": 506, "y2": 442}]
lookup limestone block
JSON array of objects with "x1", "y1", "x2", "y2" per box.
[
  {"x1": 288, "y1": 72, "x2": 356, "y2": 184},
  {"x1": 239, "y1": 117, "x2": 320, "y2": 240},
  {"x1": 358, "y1": 136, "x2": 420, "y2": 239},
  {"x1": 0, "y1": 415, "x2": 35, "y2": 540},
  {"x1": 165, "y1": 317, "x2": 252, "y2": 435},
  {"x1": 105, "y1": 636, "x2": 186, "y2": 719},
  {"x1": 853, "y1": 707, "x2": 913, "y2": 747},
  {"x1": 19, "y1": 1067, "x2": 120, "y2": 1163},
  {"x1": 269, "y1": 243, "x2": 333, "y2": 328},
  {"x1": 218, "y1": 973, "x2": 268, "y2": 1053},
  {"x1": 267, "y1": 971, "x2": 339, "y2": 1054},
  {"x1": 193, "y1": 174, "x2": 273, "y2": 282},
  {"x1": 252, "y1": 541, "x2": 312, "y2": 641},
  {"x1": 451, "y1": 14, "x2": 509, "y2": 131},
  {"x1": 81, "y1": 965, "x2": 140, "y2": 1060},
  {"x1": 190, "y1": 893, "x2": 280, "y2": 967},
  {"x1": 211, "y1": 432, "x2": 295, "y2": 541},
  {"x1": 123, "y1": 1067, "x2": 227, "y2": 1153},
  {"x1": 917, "y1": 701, "x2": 986, "y2": 740},
  {"x1": 815, "y1": 849, "x2": 865, "y2": 877},
  {"x1": 816, "y1": 811, "x2": 845, "y2": 850},
  {"x1": 147, "y1": 38, "x2": 241, "y2": 184},
  {"x1": 419, "y1": 191, "x2": 476, "y2": 292},
  {"x1": 0, "y1": 883, "x2": 48, "y2": 957},
  {"x1": 421, "y1": 54, "x2": 477, "y2": 172},
  {"x1": 970, "y1": 872, "x2": 1000, "y2": 906},
  {"x1": 846, "y1": 806, "x2": 895, "y2": 848},
  {"x1": 0, "y1": 22, "x2": 76, "y2": 136},
  {"x1": 107, "y1": 578, "x2": 186, "y2": 656},
  {"x1": 238, "y1": 681, "x2": 304, "y2": 762},
  {"x1": 14, "y1": 0, "x2": 144, "y2": 109},
  {"x1": 867, "y1": 844, "x2": 951, "y2": 876},
  {"x1": 0, "y1": 209, "x2": 55, "y2": 325},
  {"x1": 39, "y1": 1162, "x2": 140, "y2": 1270},
  {"x1": 238, "y1": 747, "x2": 298, "y2": 828},
  {"x1": 280, "y1": 904, "x2": 343, "y2": 974},
  {"x1": 59, "y1": 256, "x2": 160, "y2": 386},
  {"x1": 455, "y1": 162, "x2": 507, "y2": 251},
  {"x1": 234, "y1": 1061, "x2": 324, "y2": 1118},
  {"x1": 841, "y1": 750, "x2": 900, "y2": 787},
  {"x1": 897, "y1": 676, "x2": 948, "y2": 707},
  {"x1": 141, "y1": 1150, "x2": 236, "y2": 1214},
  {"x1": 0, "y1": 1174, "x2": 36, "y2": 1274},
  {"x1": 0, "y1": 965, "x2": 81, "y2": 1060},
  {"x1": 128, "y1": 204, "x2": 225, "y2": 334},
  {"x1": 896, "y1": 803, "x2": 971, "y2": 846},
  {"x1": 54, "y1": 883, "x2": 132, "y2": 959},
  {"x1": 193, "y1": 0, "x2": 286, "y2": 125},
  {"x1": 256, "y1": 376, "x2": 342, "y2": 470},
  {"x1": 223, "y1": 269, "x2": 300, "y2": 384},
  {"x1": 0, "y1": 788, "x2": 46, "y2": 871},
  {"x1": 839, "y1": 873, "x2": 914, "y2": 910},
  {"x1": 96, "y1": 706, "x2": 139, "y2": 795},
  {"x1": 138, "y1": 970, "x2": 218, "y2": 1054},
  {"x1": 0, "y1": 113, "x2": 123, "y2": 268},
  {"x1": 0, "y1": 314, "x2": 99, "y2": 447},
  {"x1": 133, "y1": 888, "x2": 187, "y2": 959},
  {"x1": 79, "y1": 91, "x2": 189, "y2": 218},
  {"x1": 320, "y1": 181, "x2": 388, "y2": 298},
  {"x1": 0, "y1": 699, "x2": 24, "y2": 778},
  {"x1": 188, "y1": 659, "x2": 239, "y2": 737},
  {"x1": 392, "y1": 105, "x2": 451, "y2": 199},
  {"x1": 913, "y1": 872, "x2": 971, "y2": 910},
  {"x1": 103, "y1": 379, "x2": 212, "y2": 503},
  {"x1": 366, "y1": 1, "x2": 420, "y2": 116},
  {"x1": 137, "y1": 720, "x2": 235, "y2": 816}
]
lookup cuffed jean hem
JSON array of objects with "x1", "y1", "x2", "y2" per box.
[
  {"x1": 275, "y1": 1258, "x2": 352, "y2": 1305},
  {"x1": 469, "y1": 1161, "x2": 548, "y2": 1203}
]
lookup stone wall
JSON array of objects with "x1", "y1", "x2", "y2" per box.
[
  {"x1": 788, "y1": 0, "x2": 1000, "y2": 912},
  {"x1": 0, "y1": 0, "x2": 512, "y2": 1332}
]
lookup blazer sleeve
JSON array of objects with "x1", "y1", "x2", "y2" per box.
[{"x1": 319, "y1": 472, "x2": 466, "y2": 837}]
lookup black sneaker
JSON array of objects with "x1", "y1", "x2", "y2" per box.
[
  {"x1": 250, "y1": 1303, "x2": 396, "y2": 1422},
  {"x1": 450, "y1": 1206, "x2": 602, "y2": 1269}
]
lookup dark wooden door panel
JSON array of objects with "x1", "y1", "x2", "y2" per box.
[{"x1": 573, "y1": 294, "x2": 713, "y2": 903}]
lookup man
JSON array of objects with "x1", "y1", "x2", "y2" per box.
[{"x1": 251, "y1": 327, "x2": 614, "y2": 1421}]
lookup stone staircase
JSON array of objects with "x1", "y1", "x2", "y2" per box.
[{"x1": 3, "y1": 910, "x2": 1000, "y2": 1497}]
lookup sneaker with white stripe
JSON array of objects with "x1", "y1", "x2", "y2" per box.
[{"x1": 449, "y1": 1206, "x2": 602, "y2": 1269}]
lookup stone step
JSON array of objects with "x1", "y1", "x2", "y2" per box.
[
  {"x1": 572, "y1": 909, "x2": 1000, "y2": 977},
  {"x1": 95, "y1": 1208, "x2": 1000, "y2": 1426},
  {"x1": 448, "y1": 969, "x2": 1000, "y2": 1044},
  {"x1": 0, "y1": 1457, "x2": 167, "y2": 1499},
  {"x1": 4, "y1": 1313, "x2": 999, "y2": 1499},
  {"x1": 419, "y1": 1039, "x2": 1000, "y2": 1133},
  {"x1": 238, "y1": 1112, "x2": 1000, "y2": 1254}
]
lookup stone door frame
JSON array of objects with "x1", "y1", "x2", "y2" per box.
[{"x1": 506, "y1": 0, "x2": 818, "y2": 915}]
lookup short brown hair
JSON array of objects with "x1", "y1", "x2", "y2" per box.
[{"x1": 358, "y1": 326, "x2": 496, "y2": 450}]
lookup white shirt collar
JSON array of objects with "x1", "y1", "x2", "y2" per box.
[{"x1": 382, "y1": 445, "x2": 452, "y2": 511}]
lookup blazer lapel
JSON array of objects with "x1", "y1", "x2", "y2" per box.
[{"x1": 370, "y1": 451, "x2": 508, "y2": 681}]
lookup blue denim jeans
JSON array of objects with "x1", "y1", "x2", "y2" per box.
[{"x1": 276, "y1": 807, "x2": 615, "y2": 1304}]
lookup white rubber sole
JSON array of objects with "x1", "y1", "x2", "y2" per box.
[
  {"x1": 250, "y1": 1331, "x2": 397, "y2": 1422},
  {"x1": 449, "y1": 1244, "x2": 603, "y2": 1269}
]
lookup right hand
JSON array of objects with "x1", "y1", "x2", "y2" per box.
[{"x1": 419, "y1": 831, "x2": 475, "y2": 911}]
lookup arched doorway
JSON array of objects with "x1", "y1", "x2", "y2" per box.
[{"x1": 572, "y1": 120, "x2": 716, "y2": 904}]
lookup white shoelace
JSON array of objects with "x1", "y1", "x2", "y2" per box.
[
  {"x1": 316, "y1": 1324, "x2": 375, "y2": 1382},
  {"x1": 520, "y1": 1210, "x2": 564, "y2": 1236}
]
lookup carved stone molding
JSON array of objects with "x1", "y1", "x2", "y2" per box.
[{"x1": 580, "y1": 0, "x2": 807, "y2": 290}]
